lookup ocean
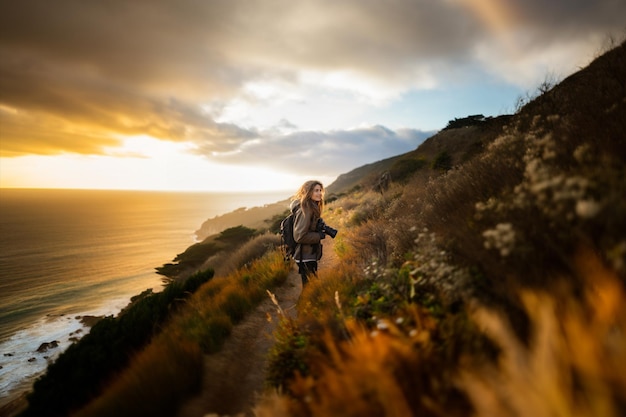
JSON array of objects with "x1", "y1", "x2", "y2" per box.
[{"x1": 0, "y1": 188, "x2": 290, "y2": 405}]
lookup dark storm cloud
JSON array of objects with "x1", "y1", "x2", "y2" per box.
[{"x1": 0, "y1": 0, "x2": 624, "y2": 163}]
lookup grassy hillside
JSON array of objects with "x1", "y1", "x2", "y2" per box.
[
  {"x1": 15, "y1": 40, "x2": 626, "y2": 417},
  {"x1": 259, "y1": 39, "x2": 626, "y2": 416},
  {"x1": 326, "y1": 114, "x2": 513, "y2": 196}
]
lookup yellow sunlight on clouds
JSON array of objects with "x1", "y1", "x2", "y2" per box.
[
  {"x1": 455, "y1": 0, "x2": 518, "y2": 35},
  {"x1": 0, "y1": 136, "x2": 300, "y2": 192}
]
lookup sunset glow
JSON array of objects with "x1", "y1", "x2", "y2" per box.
[
  {"x1": 1, "y1": 0, "x2": 623, "y2": 191},
  {"x1": 0, "y1": 153, "x2": 312, "y2": 192}
]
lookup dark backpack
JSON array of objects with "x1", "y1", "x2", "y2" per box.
[{"x1": 280, "y1": 207, "x2": 299, "y2": 260}]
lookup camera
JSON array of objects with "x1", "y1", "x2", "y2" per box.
[{"x1": 317, "y1": 218, "x2": 338, "y2": 239}]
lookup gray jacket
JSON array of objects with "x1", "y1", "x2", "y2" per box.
[{"x1": 291, "y1": 200, "x2": 323, "y2": 261}]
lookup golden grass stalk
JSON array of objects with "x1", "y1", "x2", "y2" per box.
[
  {"x1": 459, "y1": 249, "x2": 626, "y2": 417},
  {"x1": 267, "y1": 289, "x2": 285, "y2": 317}
]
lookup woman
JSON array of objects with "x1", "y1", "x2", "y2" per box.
[{"x1": 291, "y1": 180, "x2": 326, "y2": 286}]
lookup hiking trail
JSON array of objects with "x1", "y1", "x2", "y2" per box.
[{"x1": 177, "y1": 238, "x2": 337, "y2": 417}]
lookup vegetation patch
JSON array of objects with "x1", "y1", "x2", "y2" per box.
[
  {"x1": 258, "y1": 40, "x2": 626, "y2": 417},
  {"x1": 156, "y1": 225, "x2": 258, "y2": 278},
  {"x1": 70, "y1": 251, "x2": 289, "y2": 417},
  {"x1": 21, "y1": 269, "x2": 214, "y2": 417}
]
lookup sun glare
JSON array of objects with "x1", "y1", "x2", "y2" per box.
[
  {"x1": 106, "y1": 135, "x2": 187, "y2": 158},
  {"x1": 0, "y1": 136, "x2": 308, "y2": 192}
]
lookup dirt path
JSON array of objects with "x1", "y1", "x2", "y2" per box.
[
  {"x1": 175, "y1": 269, "x2": 300, "y2": 417},
  {"x1": 176, "y1": 239, "x2": 337, "y2": 417}
]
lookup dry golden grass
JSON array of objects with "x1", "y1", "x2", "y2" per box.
[
  {"x1": 459, "y1": 249, "x2": 626, "y2": 417},
  {"x1": 260, "y1": 304, "x2": 467, "y2": 417},
  {"x1": 259, "y1": 42, "x2": 626, "y2": 417},
  {"x1": 73, "y1": 251, "x2": 289, "y2": 416},
  {"x1": 213, "y1": 232, "x2": 280, "y2": 277},
  {"x1": 260, "y1": 249, "x2": 626, "y2": 417},
  {"x1": 73, "y1": 330, "x2": 203, "y2": 417}
]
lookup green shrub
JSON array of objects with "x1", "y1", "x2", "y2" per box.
[
  {"x1": 215, "y1": 225, "x2": 257, "y2": 244},
  {"x1": 265, "y1": 319, "x2": 312, "y2": 391},
  {"x1": 267, "y1": 210, "x2": 290, "y2": 234},
  {"x1": 156, "y1": 242, "x2": 219, "y2": 277},
  {"x1": 201, "y1": 313, "x2": 234, "y2": 353},
  {"x1": 221, "y1": 290, "x2": 253, "y2": 322},
  {"x1": 21, "y1": 271, "x2": 212, "y2": 417},
  {"x1": 431, "y1": 150, "x2": 452, "y2": 171},
  {"x1": 389, "y1": 157, "x2": 427, "y2": 182}
]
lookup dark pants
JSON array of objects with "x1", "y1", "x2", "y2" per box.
[{"x1": 298, "y1": 261, "x2": 318, "y2": 286}]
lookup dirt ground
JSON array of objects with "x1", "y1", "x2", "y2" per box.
[
  {"x1": 176, "y1": 238, "x2": 338, "y2": 417},
  {"x1": 175, "y1": 269, "x2": 301, "y2": 417}
]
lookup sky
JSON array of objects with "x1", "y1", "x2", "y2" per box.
[{"x1": 0, "y1": 0, "x2": 624, "y2": 192}]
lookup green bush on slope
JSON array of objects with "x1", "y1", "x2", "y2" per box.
[
  {"x1": 157, "y1": 225, "x2": 258, "y2": 278},
  {"x1": 20, "y1": 269, "x2": 214, "y2": 417}
]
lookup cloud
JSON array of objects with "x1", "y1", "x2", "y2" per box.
[
  {"x1": 191, "y1": 125, "x2": 435, "y2": 176},
  {"x1": 1, "y1": 0, "x2": 624, "y2": 165}
]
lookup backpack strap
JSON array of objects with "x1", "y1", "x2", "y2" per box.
[{"x1": 293, "y1": 206, "x2": 303, "y2": 262}]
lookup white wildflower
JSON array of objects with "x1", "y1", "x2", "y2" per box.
[
  {"x1": 483, "y1": 223, "x2": 516, "y2": 257},
  {"x1": 377, "y1": 320, "x2": 389, "y2": 331}
]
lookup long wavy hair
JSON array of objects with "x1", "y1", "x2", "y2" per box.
[{"x1": 295, "y1": 180, "x2": 324, "y2": 219}]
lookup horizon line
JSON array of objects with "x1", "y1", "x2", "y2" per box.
[{"x1": 0, "y1": 186, "x2": 295, "y2": 194}]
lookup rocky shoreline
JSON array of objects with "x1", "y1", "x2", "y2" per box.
[{"x1": 0, "y1": 314, "x2": 104, "y2": 417}]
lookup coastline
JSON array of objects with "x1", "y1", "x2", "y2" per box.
[
  {"x1": 0, "y1": 314, "x2": 104, "y2": 415},
  {"x1": 0, "y1": 192, "x2": 290, "y2": 416}
]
